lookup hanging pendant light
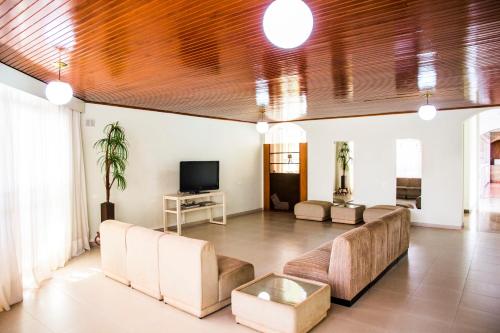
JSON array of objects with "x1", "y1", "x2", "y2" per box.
[
  {"x1": 256, "y1": 107, "x2": 269, "y2": 134},
  {"x1": 263, "y1": 0, "x2": 314, "y2": 49},
  {"x1": 45, "y1": 52, "x2": 73, "y2": 105},
  {"x1": 418, "y1": 92, "x2": 437, "y2": 120}
]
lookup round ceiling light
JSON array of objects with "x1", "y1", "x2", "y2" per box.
[
  {"x1": 263, "y1": 0, "x2": 314, "y2": 49},
  {"x1": 256, "y1": 121, "x2": 270, "y2": 134},
  {"x1": 418, "y1": 92, "x2": 437, "y2": 120},
  {"x1": 45, "y1": 81, "x2": 73, "y2": 105},
  {"x1": 418, "y1": 104, "x2": 437, "y2": 121}
]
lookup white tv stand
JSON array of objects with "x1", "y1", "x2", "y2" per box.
[{"x1": 162, "y1": 191, "x2": 226, "y2": 235}]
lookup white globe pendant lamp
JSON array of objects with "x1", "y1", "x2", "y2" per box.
[
  {"x1": 418, "y1": 92, "x2": 437, "y2": 121},
  {"x1": 45, "y1": 60, "x2": 73, "y2": 105},
  {"x1": 263, "y1": 0, "x2": 314, "y2": 49},
  {"x1": 256, "y1": 107, "x2": 269, "y2": 134},
  {"x1": 256, "y1": 121, "x2": 270, "y2": 134}
]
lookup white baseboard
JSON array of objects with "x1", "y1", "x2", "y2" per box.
[
  {"x1": 154, "y1": 208, "x2": 263, "y2": 231},
  {"x1": 411, "y1": 222, "x2": 463, "y2": 230}
]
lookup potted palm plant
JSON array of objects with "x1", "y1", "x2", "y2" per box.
[
  {"x1": 94, "y1": 121, "x2": 129, "y2": 226},
  {"x1": 337, "y1": 142, "x2": 352, "y2": 191}
]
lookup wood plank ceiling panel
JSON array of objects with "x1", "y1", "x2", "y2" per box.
[{"x1": 1, "y1": 0, "x2": 499, "y2": 122}]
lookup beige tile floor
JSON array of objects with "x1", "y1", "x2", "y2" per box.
[{"x1": 1, "y1": 211, "x2": 500, "y2": 333}]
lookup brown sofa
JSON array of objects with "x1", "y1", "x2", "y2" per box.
[
  {"x1": 396, "y1": 178, "x2": 421, "y2": 199},
  {"x1": 283, "y1": 205, "x2": 410, "y2": 306}
]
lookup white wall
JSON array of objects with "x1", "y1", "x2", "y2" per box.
[
  {"x1": 82, "y1": 104, "x2": 262, "y2": 238},
  {"x1": 297, "y1": 109, "x2": 482, "y2": 228},
  {"x1": 463, "y1": 115, "x2": 478, "y2": 211},
  {"x1": 0, "y1": 63, "x2": 85, "y2": 112},
  {"x1": 478, "y1": 108, "x2": 500, "y2": 134}
]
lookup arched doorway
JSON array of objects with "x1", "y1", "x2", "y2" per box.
[
  {"x1": 464, "y1": 108, "x2": 500, "y2": 232},
  {"x1": 263, "y1": 123, "x2": 307, "y2": 211}
]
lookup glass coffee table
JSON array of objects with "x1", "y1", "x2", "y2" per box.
[{"x1": 231, "y1": 273, "x2": 330, "y2": 333}]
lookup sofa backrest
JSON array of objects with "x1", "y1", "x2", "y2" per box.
[
  {"x1": 407, "y1": 178, "x2": 421, "y2": 188},
  {"x1": 397, "y1": 177, "x2": 421, "y2": 188},
  {"x1": 363, "y1": 220, "x2": 388, "y2": 280},
  {"x1": 328, "y1": 226, "x2": 371, "y2": 300},
  {"x1": 371, "y1": 209, "x2": 402, "y2": 262},
  {"x1": 126, "y1": 226, "x2": 164, "y2": 299},
  {"x1": 369, "y1": 206, "x2": 409, "y2": 256},
  {"x1": 100, "y1": 220, "x2": 134, "y2": 285},
  {"x1": 158, "y1": 234, "x2": 219, "y2": 312},
  {"x1": 397, "y1": 178, "x2": 409, "y2": 186}
]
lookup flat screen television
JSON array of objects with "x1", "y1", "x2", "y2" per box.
[{"x1": 180, "y1": 161, "x2": 219, "y2": 193}]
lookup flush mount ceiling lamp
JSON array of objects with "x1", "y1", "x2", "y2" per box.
[
  {"x1": 45, "y1": 51, "x2": 73, "y2": 105},
  {"x1": 263, "y1": 0, "x2": 314, "y2": 49},
  {"x1": 418, "y1": 92, "x2": 437, "y2": 121},
  {"x1": 256, "y1": 107, "x2": 270, "y2": 134}
]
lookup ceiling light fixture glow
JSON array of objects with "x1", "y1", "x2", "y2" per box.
[
  {"x1": 263, "y1": 0, "x2": 314, "y2": 49},
  {"x1": 45, "y1": 53, "x2": 73, "y2": 105},
  {"x1": 256, "y1": 121, "x2": 270, "y2": 134},
  {"x1": 46, "y1": 80, "x2": 73, "y2": 105},
  {"x1": 418, "y1": 92, "x2": 437, "y2": 121},
  {"x1": 256, "y1": 107, "x2": 269, "y2": 134}
]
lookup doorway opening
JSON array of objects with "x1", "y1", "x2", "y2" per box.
[
  {"x1": 263, "y1": 123, "x2": 307, "y2": 211},
  {"x1": 464, "y1": 109, "x2": 500, "y2": 233}
]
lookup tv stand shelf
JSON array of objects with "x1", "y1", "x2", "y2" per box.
[{"x1": 162, "y1": 191, "x2": 226, "y2": 235}]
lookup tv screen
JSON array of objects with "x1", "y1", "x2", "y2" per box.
[{"x1": 180, "y1": 161, "x2": 219, "y2": 193}]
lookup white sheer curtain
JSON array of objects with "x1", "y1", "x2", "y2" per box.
[
  {"x1": 0, "y1": 83, "x2": 89, "y2": 311},
  {"x1": 396, "y1": 139, "x2": 422, "y2": 178}
]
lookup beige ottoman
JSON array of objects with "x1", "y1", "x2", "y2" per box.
[
  {"x1": 330, "y1": 203, "x2": 365, "y2": 224},
  {"x1": 294, "y1": 201, "x2": 332, "y2": 221},
  {"x1": 232, "y1": 273, "x2": 330, "y2": 333}
]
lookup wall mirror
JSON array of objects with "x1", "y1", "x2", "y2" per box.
[
  {"x1": 396, "y1": 138, "x2": 422, "y2": 209},
  {"x1": 333, "y1": 141, "x2": 354, "y2": 203}
]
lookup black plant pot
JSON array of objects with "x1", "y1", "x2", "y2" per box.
[
  {"x1": 95, "y1": 202, "x2": 115, "y2": 246},
  {"x1": 340, "y1": 175, "x2": 346, "y2": 189},
  {"x1": 100, "y1": 202, "x2": 115, "y2": 221}
]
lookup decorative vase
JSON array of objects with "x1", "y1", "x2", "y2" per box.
[{"x1": 340, "y1": 175, "x2": 346, "y2": 189}]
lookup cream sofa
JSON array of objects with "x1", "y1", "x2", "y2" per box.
[
  {"x1": 283, "y1": 206, "x2": 410, "y2": 306},
  {"x1": 100, "y1": 220, "x2": 255, "y2": 317}
]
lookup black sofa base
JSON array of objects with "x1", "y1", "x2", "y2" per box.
[{"x1": 331, "y1": 250, "x2": 408, "y2": 307}]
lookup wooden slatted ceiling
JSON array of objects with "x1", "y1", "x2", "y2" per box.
[{"x1": 1, "y1": 0, "x2": 499, "y2": 122}]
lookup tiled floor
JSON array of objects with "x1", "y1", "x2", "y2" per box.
[
  {"x1": 1, "y1": 211, "x2": 500, "y2": 333},
  {"x1": 467, "y1": 183, "x2": 500, "y2": 233}
]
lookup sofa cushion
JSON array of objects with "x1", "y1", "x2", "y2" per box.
[
  {"x1": 406, "y1": 187, "x2": 421, "y2": 199},
  {"x1": 217, "y1": 255, "x2": 254, "y2": 302},
  {"x1": 283, "y1": 248, "x2": 331, "y2": 284}
]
